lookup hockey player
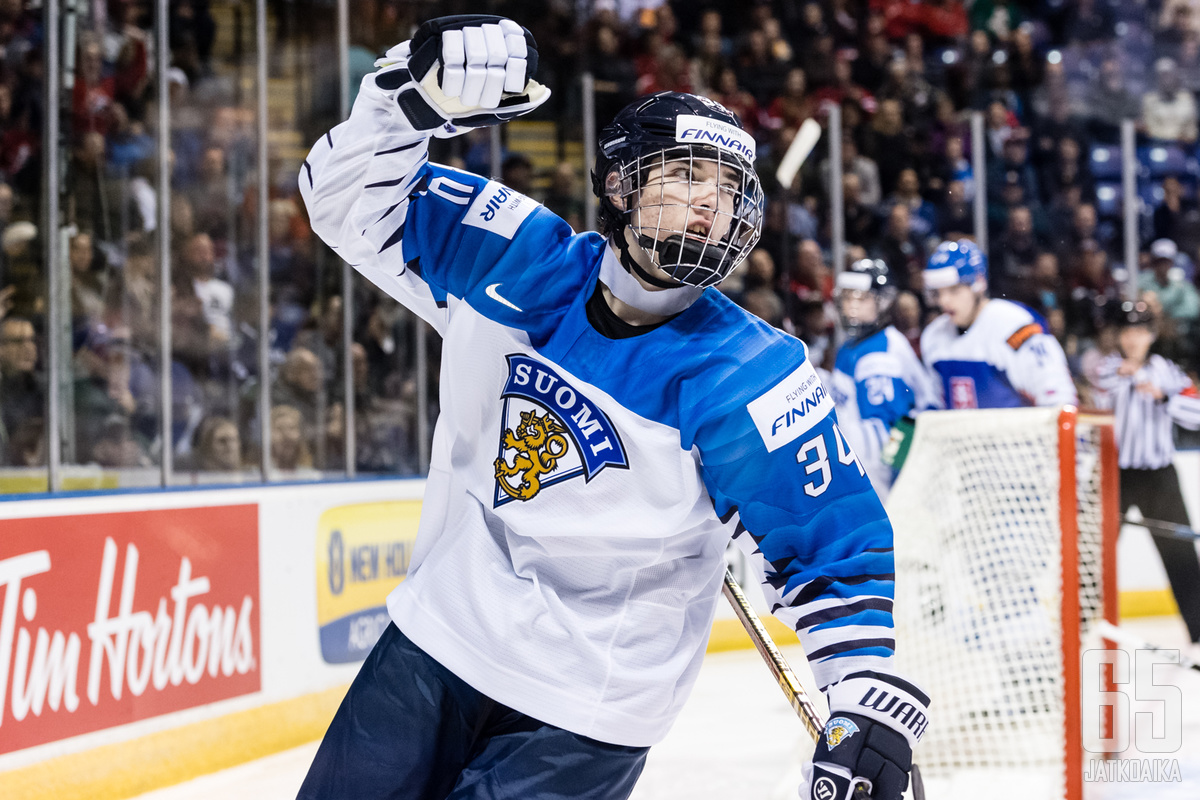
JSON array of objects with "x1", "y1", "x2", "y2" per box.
[
  {"x1": 829, "y1": 259, "x2": 937, "y2": 500},
  {"x1": 920, "y1": 239, "x2": 1077, "y2": 409},
  {"x1": 296, "y1": 15, "x2": 928, "y2": 800}
]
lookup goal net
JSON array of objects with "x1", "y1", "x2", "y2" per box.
[{"x1": 887, "y1": 407, "x2": 1118, "y2": 800}]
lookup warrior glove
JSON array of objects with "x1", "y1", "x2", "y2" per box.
[
  {"x1": 374, "y1": 15, "x2": 550, "y2": 136},
  {"x1": 802, "y1": 672, "x2": 930, "y2": 800}
]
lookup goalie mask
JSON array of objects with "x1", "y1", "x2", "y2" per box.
[
  {"x1": 836, "y1": 258, "x2": 896, "y2": 341},
  {"x1": 592, "y1": 92, "x2": 765, "y2": 289}
]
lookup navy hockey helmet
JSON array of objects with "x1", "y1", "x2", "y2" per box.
[
  {"x1": 1117, "y1": 299, "x2": 1156, "y2": 329},
  {"x1": 591, "y1": 91, "x2": 765, "y2": 288},
  {"x1": 835, "y1": 258, "x2": 896, "y2": 340}
]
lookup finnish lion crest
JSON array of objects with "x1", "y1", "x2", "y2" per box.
[
  {"x1": 824, "y1": 717, "x2": 860, "y2": 750},
  {"x1": 494, "y1": 409, "x2": 571, "y2": 501}
]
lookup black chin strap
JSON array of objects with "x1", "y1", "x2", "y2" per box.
[{"x1": 613, "y1": 229, "x2": 683, "y2": 289}]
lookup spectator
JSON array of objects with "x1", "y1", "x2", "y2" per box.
[
  {"x1": 842, "y1": 173, "x2": 878, "y2": 246},
  {"x1": 72, "y1": 323, "x2": 140, "y2": 465},
  {"x1": 928, "y1": 132, "x2": 974, "y2": 201},
  {"x1": 786, "y1": 238, "x2": 833, "y2": 306},
  {"x1": 1142, "y1": 58, "x2": 1199, "y2": 143},
  {"x1": 191, "y1": 415, "x2": 242, "y2": 472},
  {"x1": 711, "y1": 68, "x2": 759, "y2": 136},
  {"x1": 862, "y1": 98, "x2": 912, "y2": 196},
  {"x1": 892, "y1": 290, "x2": 924, "y2": 355},
  {"x1": 69, "y1": 231, "x2": 105, "y2": 327},
  {"x1": 871, "y1": 204, "x2": 925, "y2": 292},
  {"x1": 269, "y1": 404, "x2": 313, "y2": 472},
  {"x1": 1152, "y1": 175, "x2": 1200, "y2": 250},
  {"x1": 741, "y1": 287, "x2": 785, "y2": 328},
  {"x1": 1038, "y1": 135, "x2": 1094, "y2": 206},
  {"x1": 936, "y1": 179, "x2": 975, "y2": 237},
  {"x1": 347, "y1": 342, "x2": 416, "y2": 475},
  {"x1": 1068, "y1": 240, "x2": 1121, "y2": 328},
  {"x1": 887, "y1": 168, "x2": 937, "y2": 238},
  {"x1": 0, "y1": 315, "x2": 42, "y2": 458},
  {"x1": 821, "y1": 136, "x2": 882, "y2": 207},
  {"x1": 764, "y1": 68, "x2": 812, "y2": 133},
  {"x1": 991, "y1": 205, "x2": 1043, "y2": 299},
  {"x1": 1029, "y1": 251, "x2": 1066, "y2": 320},
  {"x1": 91, "y1": 413, "x2": 151, "y2": 468},
  {"x1": 987, "y1": 129, "x2": 1040, "y2": 206},
  {"x1": 1084, "y1": 58, "x2": 1142, "y2": 144},
  {"x1": 274, "y1": 345, "x2": 324, "y2": 434},
  {"x1": 1057, "y1": 202, "x2": 1113, "y2": 262},
  {"x1": 295, "y1": 295, "x2": 345, "y2": 400},
  {"x1": 588, "y1": 24, "x2": 638, "y2": 133},
  {"x1": 1065, "y1": 0, "x2": 1116, "y2": 44},
  {"x1": 178, "y1": 232, "x2": 233, "y2": 346},
  {"x1": 1139, "y1": 239, "x2": 1200, "y2": 345}
]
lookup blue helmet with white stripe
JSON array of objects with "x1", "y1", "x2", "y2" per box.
[{"x1": 924, "y1": 239, "x2": 988, "y2": 291}]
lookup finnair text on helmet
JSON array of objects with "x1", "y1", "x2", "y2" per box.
[{"x1": 674, "y1": 115, "x2": 755, "y2": 161}]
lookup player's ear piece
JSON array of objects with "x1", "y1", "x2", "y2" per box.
[{"x1": 605, "y1": 171, "x2": 625, "y2": 211}]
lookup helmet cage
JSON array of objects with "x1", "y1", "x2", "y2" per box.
[{"x1": 605, "y1": 144, "x2": 764, "y2": 288}]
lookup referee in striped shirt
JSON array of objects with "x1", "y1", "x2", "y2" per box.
[{"x1": 1096, "y1": 300, "x2": 1200, "y2": 644}]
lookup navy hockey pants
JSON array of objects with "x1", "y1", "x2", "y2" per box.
[{"x1": 296, "y1": 623, "x2": 650, "y2": 800}]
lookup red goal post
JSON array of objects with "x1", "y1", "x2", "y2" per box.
[{"x1": 887, "y1": 406, "x2": 1119, "y2": 800}]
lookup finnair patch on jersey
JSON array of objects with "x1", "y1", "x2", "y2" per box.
[
  {"x1": 747, "y1": 360, "x2": 835, "y2": 452},
  {"x1": 493, "y1": 355, "x2": 628, "y2": 507},
  {"x1": 463, "y1": 180, "x2": 539, "y2": 239},
  {"x1": 675, "y1": 115, "x2": 756, "y2": 161}
]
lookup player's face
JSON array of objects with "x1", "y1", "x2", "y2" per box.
[
  {"x1": 934, "y1": 284, "x2": 982, "y2": 328},
  {"x1": 838, "y1": 290, "x2": 878, "y2": 328},
  {"x1": 635, "y1": 157, "x2": 738, "y2": 246},
  {"x1": 1118, "y1": 324, "x2": 1154, "y2": 361}
]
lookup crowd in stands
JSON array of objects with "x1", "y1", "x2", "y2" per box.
[
  {"x1": 580, "y1": 0, "x2": 1200, "y2": 403},
  {"x1": 0, "y1": 0, "x2": 434, "y2": 478},
  {"x1": 1, "y1": 0, "x2": 1199, "y2": 481}
]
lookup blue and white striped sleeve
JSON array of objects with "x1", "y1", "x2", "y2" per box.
[
  {"x1": 298, "y1": 72, "x2": 576, "y2": 330},
  {"x1": 693, "y1": 335, "x2": 898, "y2": 691}
]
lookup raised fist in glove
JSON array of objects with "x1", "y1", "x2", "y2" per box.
[
  {"x1": 803, "y1": 671, "x2": 929, "y2": 800},
  {"x1": 374, "y1": 15, "x2": 550, "y2": 134}
]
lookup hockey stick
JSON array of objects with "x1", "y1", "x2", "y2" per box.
[
  {"x1": 1094, "y1": 620, "x2": 1200, "y2": 673},
  {"x1": 1122, "y1": 514, "x2": 1200, "y2": 541},
  {"x1": 722, "y1": 570, "x2": 926, "y2": 799}
]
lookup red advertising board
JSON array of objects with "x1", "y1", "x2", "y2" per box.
[{"x1": 0, "y1": 505, "x2": 260, "y2": 755}]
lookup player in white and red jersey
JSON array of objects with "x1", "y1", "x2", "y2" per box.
[{"x1": 920, "y1": 239, "x2": 1077, "y2": 409}]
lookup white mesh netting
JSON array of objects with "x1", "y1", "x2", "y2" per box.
[{"x1": 887, "y1": 408, "x2": 1114, "y2": 800}]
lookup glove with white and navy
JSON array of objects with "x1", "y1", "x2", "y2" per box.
[
  {"x1": 803, "y1": 672, "x2": 930, "y2": 800},
  {"x1": 374, "y1": 15, "x2": 551, "y2": 136}
]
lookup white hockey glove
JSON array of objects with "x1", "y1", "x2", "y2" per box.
[
  {"x1": 801, "y1": 672, "x2": 929, "y2": 800},
  {"x1": 374, "y1": 15, "x2": 550, "y2": 137}
]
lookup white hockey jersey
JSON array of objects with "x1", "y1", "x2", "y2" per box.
[
  {"x1": 299, "y1": 75, "x2": 899, "y2": 748},
  {"x1": 920, "y1": 298, "x2": 1077, "y2": 409},
  {"x1": 829, "y1": 326, "x2": 937, "y2": 499}
]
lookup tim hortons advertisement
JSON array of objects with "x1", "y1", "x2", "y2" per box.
[{"x1": 0, "y1": 505, "x2": 260, "y2": 755}]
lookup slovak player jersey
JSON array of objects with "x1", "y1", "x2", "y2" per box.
[
  {"x1": 920, "y1": 299, "x2": 1077, "y2": 410},
  {"x1": 299, "y1": 76, "x2": 899, "y2": 748},
  {"x1": 830, "y1": 327, "x2": 937, "y2": 498}
]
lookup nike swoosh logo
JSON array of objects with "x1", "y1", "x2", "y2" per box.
[{"x1": 485, "y1": 283, "x2": 523, "y2": 312}]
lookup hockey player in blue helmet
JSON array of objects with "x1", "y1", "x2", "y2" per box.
[
  {"x1": 829, "y1": 259, "x2": 937, "y2": 500},
  {"x1": 920, "y1": 239, "x2": 1076, "y2": 409},
  {"x1": 297, "y1": 14, "x2": 927, "y2": 800}
]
